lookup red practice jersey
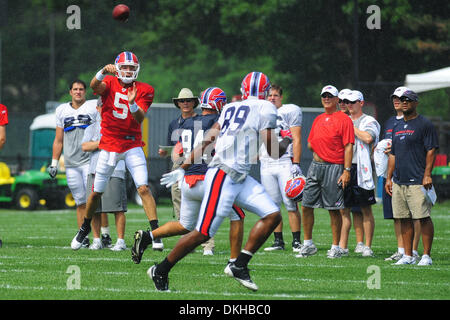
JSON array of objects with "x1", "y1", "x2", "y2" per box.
[
  {"x1": 308, "y1": 111, "x2": 354, "y2": 164},
  {"x1": 99, "y1": 75, "x2": 154, "y2": 153},
  {"x1": 0, "y1": 104, "x2": 8, "y2": 126}
]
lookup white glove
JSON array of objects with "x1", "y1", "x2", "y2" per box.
[
  {"x1": 160, "y1": 168, "x2": 185, "y2": 188},
  {"x1": 290, "y1": 163, "x2": 302, "y2": 177},
  {"x1": 47, "y1": 166, "x2": 58, "y2": 179}
]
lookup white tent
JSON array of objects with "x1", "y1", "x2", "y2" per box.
[{"x1": 405, "y1": 66, "x2": 450, "y2": 93}]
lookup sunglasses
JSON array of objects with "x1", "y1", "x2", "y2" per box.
[
  {"x1": 342, "y1": 99, "x2": 359, "y2": 105},
  {"x1": 178, "y1": 99, "x2": 195, "y2": 103},
  {"x1": 399, "y1": 96, "x2": 414, "y2": 103},
  {"x1": 321, "y1": 93, "x2": 335, "y2": 99}
]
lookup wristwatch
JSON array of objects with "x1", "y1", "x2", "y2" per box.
[{"x1": 344, "y1": 167, "x2": 351, "y2": 172}]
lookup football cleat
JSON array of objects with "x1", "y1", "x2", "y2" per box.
[
  {"x1": 240, "y1": 71, "x2": 271, "y2": 100},
  {"x1": 264, "y1": 239, "x2": 285, "y2": 251},
  {"x1": 147, "y1": 265, "x2": 170, "y2": 292},
  {"x1": 285, "y1": 175, "x2": 306, "y2": 202},
  {"x1": 71, "y1": 226, "x2": 91, "y2": 250},
  {"x1": 114, "y1": 51, "x2": 140, "y2": 84},
  {"x1": 200, "y1": 87, "x2": 227, "y2": 113},
  {"x1": 224, "y1": 262, "x2": 258, "y2": 291},
  {"x1": 131, "y1": 230, "x2": 152, "y2": 264}
]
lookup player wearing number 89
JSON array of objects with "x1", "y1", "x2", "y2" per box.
[
  {"x1": 148, "y1": 72, "x2": 291, "y2": 292},
  {"x1": 71, "y1": 51, "x2": 162, "y2": 250}
]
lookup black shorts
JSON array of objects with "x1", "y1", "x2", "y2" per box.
[
  {"x1": 344, "y1": 164, "x2": 376, "y2": 208},
  {"x1": 381, "y1": 177, "x2": 394, "y2": 219}
]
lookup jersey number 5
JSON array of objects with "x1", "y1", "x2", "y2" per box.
[{"x1": 113, "y1": 93, "x2": 129, "y2": 120}]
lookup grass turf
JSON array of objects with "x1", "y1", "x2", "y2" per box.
[{"x1": 0, "y1": 199, "x2": 449, "y2": 300}]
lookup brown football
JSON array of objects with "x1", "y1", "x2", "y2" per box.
[{"x1": 112, "y1": 4, "x2": 130, "y2": 22}]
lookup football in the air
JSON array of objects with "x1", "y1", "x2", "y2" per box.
[{"x1": 112, "y1": 4, "x2": 130, "y2": 22}]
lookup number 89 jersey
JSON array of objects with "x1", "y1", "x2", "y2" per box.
[
  {"x1": 210, "y1": 96, "x2": 277, "y2": 175},
  {"x1": 99, "y1": 75, "x2": 154, "y2": 153}
]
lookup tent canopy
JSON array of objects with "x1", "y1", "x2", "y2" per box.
[{"x1": 405, "y1": 66, "x2": 450, "y2": 93}]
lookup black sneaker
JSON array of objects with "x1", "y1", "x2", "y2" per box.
[
  {"x1": 81, "y1": 237, "x2": 90, "y2": 249},
  {"x1": 131, "y1": 230, "x2": 152, "y2": 264},
  {"x1": 147, "y1": 265, "x2": 169, "y2": 292},
  {"x1": 264, "y1": 238, "x2": 285, "y2": 251},
  {"x1": 292, "y1": 240, "x2": 303, "y2": 253},
  {"x1": 224, "y1": 262, "x2": 258, "y2": 291},
  {"x1": 101, "y1": 234, "x2": 112, "y2": 248}
]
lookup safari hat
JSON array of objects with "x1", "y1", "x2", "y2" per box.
[{"x1": 173, "y1": 88, "x2": 199, "y2": 108}]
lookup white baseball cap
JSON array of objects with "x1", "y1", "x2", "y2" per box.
[
  {"x1": 338, "y1": 88, "x2": 352, "y2": 100},
  {"x1": 391, "y1": 86, "x2": 410, "y2": 98},
  {"x1": 321, "y1": 85, "x2": 339, "y2": 97},
  {"x1": 345, "y1": 90, "x2": 364, "y2": 102}
]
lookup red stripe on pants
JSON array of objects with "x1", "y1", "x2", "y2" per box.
[{"x1": 200, "y1": 169, "x2": 226, "y2": 236}]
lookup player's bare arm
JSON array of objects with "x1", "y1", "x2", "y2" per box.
[
  {"x1": 290, "y1": 126, "x2": 302, "y2": 163},
  {"x1": 354, "y1": 126, "x2": 374, "y2": 144},
  {"x1": 423, "y1": 148, "x2": 436, "y2": 190},
  {"x1": 51, "y1": 127, "x2": 64, "y2": 160},
  {"x1": 127, "y1": 82, "x2": 145, "y2": 123},
  {"x1": 90, "y1": 64, "x2": 115, "y2": 95},
  {"x1": 261, "y1": 128, "x2": 291, "y2": 159},
  {"x1": 81, "y1": 140, "x2": 100, "y2": 152}
]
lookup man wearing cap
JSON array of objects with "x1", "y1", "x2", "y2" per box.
[
  {"x1": 159, "y1": 88, "x2": 199, "y2": 220},
  {"x1": 296, "y1": 85, "x2": 354, "y2": 258},
  {"x1": 376, "y1": 87, "x2": 421, "y2": 262},
  {"x1": 338, "y1": 89, "x2": 352, "y2": 115},
  {"x1": 385, "y1": 89, "x2": 438, "y2": 266},
  {"x1": 338, "y1": 90, "x2": 380, "y2": 258}
]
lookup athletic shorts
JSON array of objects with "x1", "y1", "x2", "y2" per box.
[
  {"x1": 392, "y1": 183, "x2": 431, "y2": 219},
  {"x1": 87, "y1": 174, "x2": 127, "y2": 213},
  {"x1": 195, "y1": 167, "x2": 279, "y2": 237},
  {"x1": 344, "y1": 164, "x2": 376, "y2": 208},
  {"x1": 65, "y1": 164, "x2": 89, "y2": 206},
  {"x1": 94, "y1": 147, "x2": 148, "y2": 193},
  {"x1": 301, "y1": 161, "x2": 345, "y2": 210},
  {"x1": 180, "y1": 177, "x2": 245, "y2": 231},
  {"x1": 381, "y1": 177, "x2": 394, "y2": 219},
  {"x1": 260, "y1": 161, "x2": 298, "y2": 212}
]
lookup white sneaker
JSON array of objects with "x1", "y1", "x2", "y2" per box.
[
  {"x1": 339, "y1": 248, "x2": 349, "y2": 257},
  {"x1": 111, "y1": 240, "x2": 127, "y2": 251},
  {"x1": 385, "y1": 251, "x2": 403, "y2": 261},
  {"x1": 295, "y1": 243, "x2": 317, "y2": 258},
  {"x1": 413, "y1": 251, "x2": 421, "y2": 260},
  {"x1": 362, "y1": 246, "x2": 374, "y2": 257},
  {"x1": 327, "y1": 247, "x2": 342, "y2": 259},
  {"x1": 89, "y1": 239, "x2": 103, "y2": 250},
  {"x1": 417, "y1": 255, "x2": 432, "y2": 266},
  {"x1": 394, "y1": 255, "x2": 416, "y2": 265},
  {"x1": 203, "y1": 249, "x2": 214, "y2": 256},
  {"x1": 354, "y1": 243, "x2": 364, "y2": 253}
]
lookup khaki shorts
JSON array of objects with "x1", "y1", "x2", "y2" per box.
[{"x1": 392, "y1": 183, "x2": 431, "y2": 219}]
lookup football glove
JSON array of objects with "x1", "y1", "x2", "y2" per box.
[
  {"x1": 47, "y1": 166, "x2": 58, "y2": 179},
  {"x1": 160, "y1": 168, "x2": 185, "y2": 188},
  {"x1": 290, "y1": 163, "x2": 303, "y2": 177}
]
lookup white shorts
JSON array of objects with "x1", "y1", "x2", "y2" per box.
[
  {"x1": 260, "y1": 161, "x2": 298, "y2": 212},
  {"x1": 195, "y1": 167, "x2": 279, "y2": 237},
  {"x1": 94, "y1": 147, "x2": 148, "y2": 193},
  {"x1": 180, "y1": 177, "x2": 245, "y2": 231},
  {"x1": 65, "y1": 164, "x2": 89, "y2": 206}
]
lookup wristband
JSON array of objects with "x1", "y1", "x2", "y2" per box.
[
  {"x1": 51, "y1": 159, "x2": 59, "y2": 167},
  {"x1": 129, "y1": 103, "x2": 139, "y2": 113},
  {"x1": 95, "y1": 69, "x2": 106, "y2": 81}
]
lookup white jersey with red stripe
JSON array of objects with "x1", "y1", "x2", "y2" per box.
[{"x1": 209, "y1": 96, "x2": 277, "y2": 175}]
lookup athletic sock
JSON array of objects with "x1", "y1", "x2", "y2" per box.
[
  {"x1": 292, "y1": 231, "x2": 301, "y2": 242},
  {"x1": 150, "y1": 220, "x2": 159, "y2": 231},
  {"x1": 82, "y1": 218, "x2": 92, "y2": 231},
  {"x1": 398, "y1": 247, "x2": 405, "y2": 254},
  {"x1": 101, "y1": 226, "x2": 110, "y2": 235},
  {"x1": 156, "y1": 258, "x2": 174, "y2": 275},
  {"x1": 304, "y1": 239, "x2": 313, "y2": 246},
  {"x1": 274, "y1": 232, "x2": 283, "y2": 241},
  {"x1": 235, "y1": 250, "x2": 253, "y2": 268}
]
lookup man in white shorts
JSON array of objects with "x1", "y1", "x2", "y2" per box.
[
  {"x1": 48, "y1": 80, "x2": 98, "y2": 247},
  {"x1": 261, "y1": 84, "x2": 303, "y2": 252},
  {"x1": 147, "y1": 72, "x2": 294, "y2": 292}
]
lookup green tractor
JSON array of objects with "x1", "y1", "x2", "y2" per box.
[{"x1": 0, "y1": 162, "x2": 75, "y2": 210}]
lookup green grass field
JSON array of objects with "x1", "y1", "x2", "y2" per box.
[{"x1": 0, "y1": 199, "x2": 449, "y2": 300}]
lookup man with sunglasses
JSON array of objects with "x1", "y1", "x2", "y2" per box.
[
  {"x1": 338, "y1": 90, "x2": 380, "y2": 258},
  {"x1": 159, "y1": 88, "x2": 200, "y2": 224},
  {"x1": 385, "y1": 89, "x2": 438, "y2": 266},
  {"x1": 297, "y1": 85, "x2": 354, "y2": 258},
  {"x1": 377, "y1": 87, "x2": 421, "y2": 262}
]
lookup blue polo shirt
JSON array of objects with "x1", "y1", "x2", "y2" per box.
[{"x1": 391, "y1": 115, "x2": 439, "y2": 185}]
